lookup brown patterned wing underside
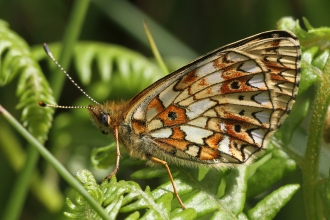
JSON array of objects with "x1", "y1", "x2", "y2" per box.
[{"x1": 127, "y1": 30, "x2": 300, "y2": 165}]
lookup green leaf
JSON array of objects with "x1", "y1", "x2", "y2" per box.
[
  {"x1": 247, "y1": 184, "x2": 300, "y2": 220},
  {"x1": 219, "y1": 167, "x2": 248, "y2": 215},
  {"x1": 247, "y1": 149, "x2": 296, "y2": 198}
]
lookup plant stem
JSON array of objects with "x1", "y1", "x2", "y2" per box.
[
  {"x1": 0, "y1": 106, "x2": 111, "y2": 220},
  {"x1": 143, "y1": 21, "x2": 169, "y2": 76},
  {"x1": 303, "y1": 57, "x2": 330, "y2": 219},
  {"x1": 2, "y1": 146, "x2": 39, "y2": 220},
  {"x1": 50, "y1": 0, "x2": 90, "y2": 100}
]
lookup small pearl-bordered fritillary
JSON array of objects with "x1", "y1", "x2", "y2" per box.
[{"x1": 41, "y1": 30, "x2": 301, "y2": 209}]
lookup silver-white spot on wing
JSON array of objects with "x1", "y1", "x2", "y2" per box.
[
  {"x1": 254, "y1": 111, "x2": 270, "y2": 124},
  {"x1": 250, "y1": 129, "x2": 267, "y2": 146},
  {"x1": 218, "y1": 136, "x2": 231, "y2": 155},
  {"x1": 148, "y1": 119, "x2": 163, "y2": 131},
  {"x1": 248, "y1": 74, "x2": 266, "y2": 89},
  {"x1": 159, "y1": 83, "x2": 180, "y2": 108},
  {"x1": 150, "y1": 128, "x2": 173, "y2": 138},
  {"x1": 239, "y1": 60, "x2": 262, "y2": 73},
  {"x1": 226, "y1": 51, "x2": 250, "y2": 62},
  {"x1": 252, "y1": 92, "x2": 271, "y2": 105},
  {"x1": 188, "y1": 117, "x2": 208, "y2": 127},
  {"x1": 180, "y1": 125, "x2": 213, "y2": 145},
  {"x1": 185, "y1": 145, "x2": 200, "y2": 157},
  {"x1": 186, "y1": 99, "x2": 217, "y2": 120}
]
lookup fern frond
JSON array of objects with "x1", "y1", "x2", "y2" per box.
[
  {"x1": 67, "y1": 146, "x2": 300, "y2": 219},
  {"x1": 65, "y1": 170, "x2": 196, "y2": 219},
  {"x1": 0, "y1": 19, "x2": 54, "y2": 143},
  {"x1": 87, "y1": 142, "x2": 299, "y2": 218}
]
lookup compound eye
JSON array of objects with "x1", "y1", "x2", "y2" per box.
[{"x1": 100, "y1": 113, "x2": 109, "y2": 127}]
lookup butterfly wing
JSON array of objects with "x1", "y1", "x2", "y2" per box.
[{"x1": 124, "y1": 30, "x2": 300, "y2": 166}]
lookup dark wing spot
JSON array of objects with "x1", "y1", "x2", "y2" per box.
[
  {"x1": 238, "y1": 110, "x2": 245, "y2": 116},
  {"x1": 234, "y1": 124, "x2": 241, "y2": 132},
  {"x1": 230, "y1": 81, "x2": 240, "y2": 89},
  {"x1": 238, "y1": 95, "x2": 244, "y2": 100},
  {"x1": 263, "y1": 56, "x2": 270, "y2": 62},
  {"x1": 168, "y1": 111, "x2": 177, "y2": 120}
]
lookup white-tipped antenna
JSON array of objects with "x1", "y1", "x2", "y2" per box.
[{"x1": 43, "y1": 43, "x2": 100, "y2": 105}]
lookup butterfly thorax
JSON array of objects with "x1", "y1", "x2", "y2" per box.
[{"x1": 88, "y1": 100, "x2": 128, "y2": 135}]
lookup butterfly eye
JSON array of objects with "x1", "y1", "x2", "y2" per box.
[{"x1": 100, "y1": 113, "x2": 109, "y2": 127}]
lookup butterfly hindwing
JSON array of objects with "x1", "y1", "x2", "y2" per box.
[{"x1": 124, "y1": 30, "x2": 300, "y2": 166}]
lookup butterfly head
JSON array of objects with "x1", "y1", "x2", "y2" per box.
[
  {"x1": 87, "y1": 101, "x2": 127, "y2": 135},
  {"x1": 87, "y1": 104, "x2": 112, "y2": 135}
]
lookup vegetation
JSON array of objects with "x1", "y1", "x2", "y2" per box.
[{"x1": 1, "y1": 1, "x2": 330, "y2": 219}]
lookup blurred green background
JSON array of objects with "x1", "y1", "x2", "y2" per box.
[{"x1": 0, "y1": 0, "x2": 329, "y2": 219}]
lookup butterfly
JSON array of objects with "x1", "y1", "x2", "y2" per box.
[{"x1": 40, "y1": 30, "x2": 301, "y2": 210}]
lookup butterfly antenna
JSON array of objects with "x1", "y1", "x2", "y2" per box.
[
  {"x1": 43, "y1": 43, "x2": 100, "y2": 105},
  {"x1": 39, "y1": 101, "x2": 98, "y2": 111}
]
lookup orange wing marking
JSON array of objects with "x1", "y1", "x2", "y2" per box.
[
  {"x1": 146, "y1": 97, "x2": 165, "y2": 121},
  {"x1": 158, "y1": 105, "x2": 188, "y2": 127}
]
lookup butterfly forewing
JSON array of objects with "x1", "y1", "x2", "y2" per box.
[{"x1": 123, "y1": 30, "x2": 300, "y2": 166}]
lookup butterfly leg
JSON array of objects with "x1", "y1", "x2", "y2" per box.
[
  {"x1": 105, "y1": 127, "x2": 121, "y2": 179},
  {"x1": 150, "y1": 156, "x2": 186, "y2": 210}
]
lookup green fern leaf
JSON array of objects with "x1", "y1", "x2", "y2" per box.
[
  {"x1": 65, "y1": 170, "x2": 196, "y2": 219},
  {"x1": 0, "y1": 19, "x2": 54, "y2": 143}
]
